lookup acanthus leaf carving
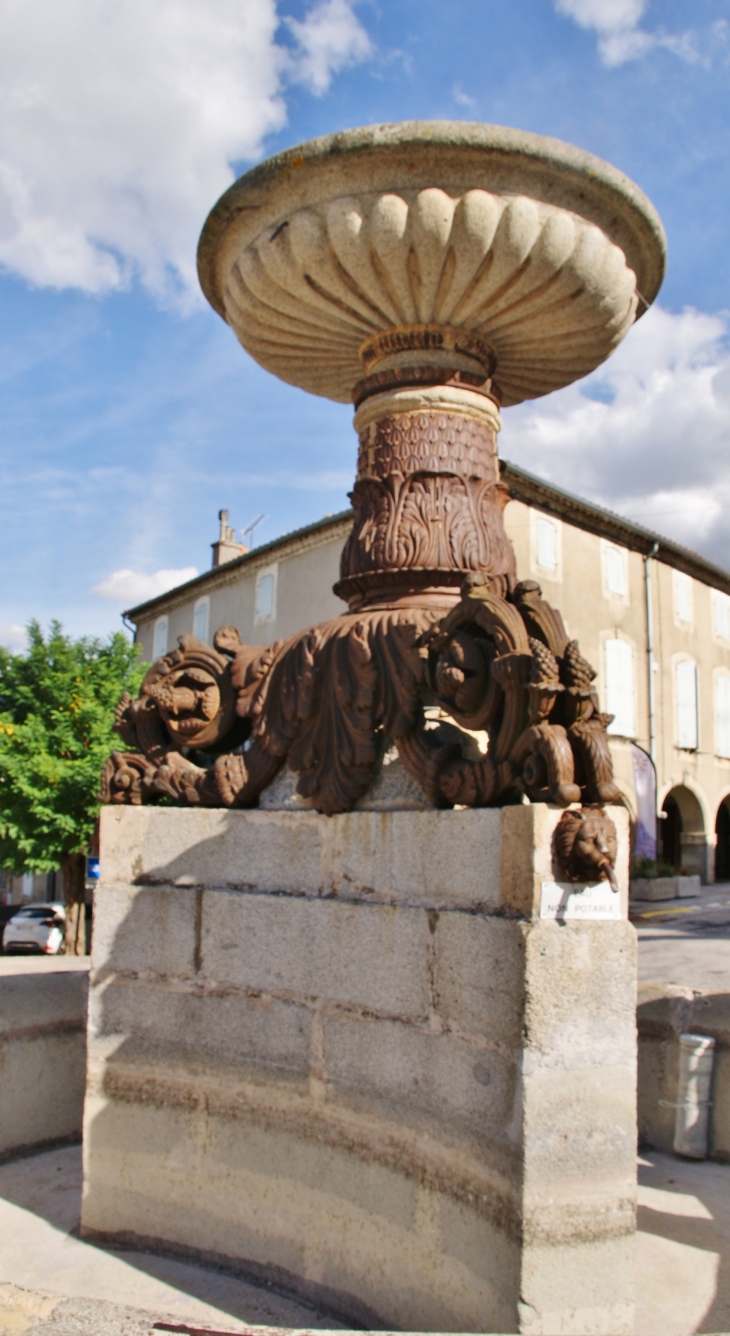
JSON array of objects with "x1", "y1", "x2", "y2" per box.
[{"x1": 102, "y1": 575, "x2": 617, "y2": 819}]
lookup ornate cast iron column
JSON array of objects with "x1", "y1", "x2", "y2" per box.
[
  {"x1": 101, "y1": 122, "x2": 665, "y2": 839},
  {"x1": 337, "y1": 327, "x2": 514, "y2": 610}
]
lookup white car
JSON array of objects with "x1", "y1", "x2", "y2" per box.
[{"x1": 2, "y1": 903, "x2": 66, "y2": 955}]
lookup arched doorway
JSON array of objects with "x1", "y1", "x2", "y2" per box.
[
  {"x1": 660, "y1": 785, "x2": 706, "y2": 878},
  {"x1": 661, "y1": 793, "x2": 682, "y2": 868},
  {"x1": 715, "y1": 797, "x2": 730, "y2": 882}
]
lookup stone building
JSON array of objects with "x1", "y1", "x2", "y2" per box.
[
  {"x1": 126, "y1": 460, "x2": 730, "y2": 883},
  {"x1": 1, "y1": 869, "x2": 63, "y2": 910}
]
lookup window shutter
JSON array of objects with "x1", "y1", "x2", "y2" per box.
[
  {"x1": 536, "y1": 517, "x2": 557, "y2": 572},
  {"x1": 714, "y1": 593, "x2": 730, "y2": 641},
  {"x1": 153, "y1": 616, "x2": 168, "y2": 659},
  {"x1": 676, "y1": 659, "x2": 698, "y2": 750},
  {"x1": 194, "y1": 599, "x2": 209, "y2": 643},
  {"x1": 675, "y1": 573, "x2": 693, "y2": 625},
  {"x1": 605, "y1": 546, "x2": 626, "y2": 598},
  {"x1": 716, "y1": 674, "x2": 730, "y2": 758},
  {"x1": 605, "y1": 638, "x2": 635, "y2": 737},
  {"x1": 255, "y1": 571, "x2": 276, "y2": 622}
]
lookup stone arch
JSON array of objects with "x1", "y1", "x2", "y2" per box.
[
  {"x1": 714, "y1": 788, "x2": 730, "y2": 882},
  {"x1": 659, "y1": 783, "x2": 707, "y2": 879}
]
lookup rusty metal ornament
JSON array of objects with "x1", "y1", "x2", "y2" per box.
[
  {"x1": 100, "y1": 580, "x2": 620, "y2": 817},
  {"x1": 100, "y1": 123, "x2": 665, "y2": 820},
  {"x1": 553, "y1": 808, "x2": 620, "y2": 892},
  {"x1": 112, "y1": 635, "x2": 235, "y2": 759}
]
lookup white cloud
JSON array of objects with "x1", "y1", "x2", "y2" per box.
[
  {"x1": 92, "y1": 567, "x2": 199, "y2": 605},
  {"x1": 500, "y1": 305, "x2": 730, "y2": 568},
  {"x1": 0, "y1": 0, "x2": 372, "y2": 301},
  {"x1": 452, "y1": 84, "x2": 478, "y2": 110},
  {"x1": 0, "y1": 623, "x2": 28, "y2": 651},
  {"x1": 285, "y1": 0, "x2": 372, "y2": 95},
  {"x1": 554, "y1": 0, "x2": 696, "y2": 66},
  {"x1": 555, "y1": 0, "x2": 645, "y2": 30}
]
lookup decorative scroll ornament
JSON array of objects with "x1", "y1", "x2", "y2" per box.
[{"x1": 100, "y1": 579, "x2": 620, "y2": 818}]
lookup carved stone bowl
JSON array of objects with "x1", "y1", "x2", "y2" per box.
[{"x1": 198, "y1": 121, "x2": 666, "y2": 408}]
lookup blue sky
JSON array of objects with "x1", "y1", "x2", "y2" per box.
[{"x1": 1, "y1": 0, "x2": 729, "y2": 647}]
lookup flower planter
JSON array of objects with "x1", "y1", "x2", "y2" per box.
[{"x1": 630, "y1": 875, "x2": 701, "y2": 901}]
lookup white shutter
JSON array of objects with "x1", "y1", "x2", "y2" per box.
[
  {"x1": 675, "y1": 573, "x2": 693, "y2": 625},
  {"x1": 714, "y1": 592, "x2": 730, "y2": 641},
  {"x1": 254, "y1": 567, "x2": 277, "y2": 623},
  {"x1": 153, "y1": 616, "x2": 168, "y2": 659},
  {"x1": 676, "y1": 659, "x2": 698, "y2": 750},
  {"x1": 605, "y1": 638, "x2": 635, "y2": 737},
  {"x1": 716, "y1": 674, "x2": 730, "y2": 758},
  {"x1": 536, "y1": 517, "x2": 557, "y2": 572},
  {"x1": 193, "y1": 598, "x2": 209, "y2": 643},
  {"x1": 604, "y1": 545, "x2": 626, "y2": 598}
]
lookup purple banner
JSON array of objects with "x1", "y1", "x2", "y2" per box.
[{"x1": 631, "y1": 743, "x2": 657, "y2": 860}]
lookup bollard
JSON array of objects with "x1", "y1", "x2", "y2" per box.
[{"x1": 673, "y1": 1033, "x2": 716, "y2": 1159}]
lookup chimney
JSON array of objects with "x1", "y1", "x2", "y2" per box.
[{"x1": 211, "y1": 509, "x2": 248, "y2": 568}]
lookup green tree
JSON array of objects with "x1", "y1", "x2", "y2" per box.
[{"x1": 0, "y1": 622, "x2": 144, "y2": 953}]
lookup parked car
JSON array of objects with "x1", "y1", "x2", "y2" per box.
[{"x1": 2, "y1": 903, "x2": 66, "y2": 955}]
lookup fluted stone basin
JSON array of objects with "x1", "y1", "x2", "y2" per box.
[{"x1": 198, "y1": 121, "x2": 666, "y2": 407}]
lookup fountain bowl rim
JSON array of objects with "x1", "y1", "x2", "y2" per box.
[{"x1": 197, "y1": 118, "x2": 666, "y2": 323}]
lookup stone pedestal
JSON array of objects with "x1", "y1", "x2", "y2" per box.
[{"x1": 82, "y1": 803, "x2": 635, "y2": 1335}]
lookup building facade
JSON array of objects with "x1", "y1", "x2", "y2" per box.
[
  {"x1": 1, "y1": 870, "x2": 59, "y2": 907},
  {"x1": 127, "y1": 462, "x2": 730, "y2": 883}
]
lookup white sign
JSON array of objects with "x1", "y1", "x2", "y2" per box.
[{"x1": 540, "y1": 880, "x2": 621, "y2": 921}]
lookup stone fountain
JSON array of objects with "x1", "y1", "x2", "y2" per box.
[
  {"x1": 101, "y1": 121, "x2": 663, "y2": 819},
  {"x1": 85, "y1": 123, "x2": 665, "y2": 1335}
]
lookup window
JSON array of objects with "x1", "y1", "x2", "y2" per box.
[
  {"x1": 153, "y1": 616, "x2": 168, "y2": 659},
  {"x1": 603, "y1": 544, "x2": 627, "y2": 599},
  {"x1": 675, "y1": 572, "x2": 693, "y2": 627},
  {"x1": 604, "y1": 638, "x2": 635, "y2": 737},
  {"x1": 22, "y1": 873, "x2": 34, "y2": 899},
  {"x1": 716, "y1": 673, "x2": 730, "y2": 758},
  {"x1": 193, "y1": 597, "x2": 209, "y2": 644},
  {"x1": 676, "y1": 659, "x2": 698, "y2": 751},
  {"x1": 535, "y1": 516, "x2": 558, "y2": 573},
  {"x1": 254, "y1": 565, "x2": 277, "y2": 624},
  {"x1": 714, "y1": 592, "x2": 730, "y2": 642}
]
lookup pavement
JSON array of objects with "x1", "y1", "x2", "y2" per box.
[
  {"x1": 0, "y1": 957, "x2": 89, "y2": 977},
  {"x1": 634, "y1": 880, "x2": 730, "y2": 993},
  {"x1": 636, "y1": 1151, "x2": 730, "y2": 1336}
]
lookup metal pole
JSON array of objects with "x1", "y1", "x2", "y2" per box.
[{"x1": 644, "y1": 541, "x2": 660, "y2": 763}]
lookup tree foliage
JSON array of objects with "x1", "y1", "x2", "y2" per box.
[{"x1": 0, "y1": 621, "x2": 144, "y2": 873}]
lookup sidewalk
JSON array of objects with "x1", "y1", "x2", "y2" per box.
[
  {"x1": 634, "y1": 881, "x2": 730, "y2": 993},
  {"x1": 0, "y1": 957, "x2": 89, "y2": 976},
  {"x1": 0, "y1": 1144, "x2": 729, "y2": 1335}
]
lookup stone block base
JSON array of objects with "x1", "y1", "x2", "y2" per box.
[
  {"x1": 83, "y1": 804, "x2": 635, "y2": 1334},
  {"x1": 0, "y1": 966, "x2": 87, "y2": 1158}
]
